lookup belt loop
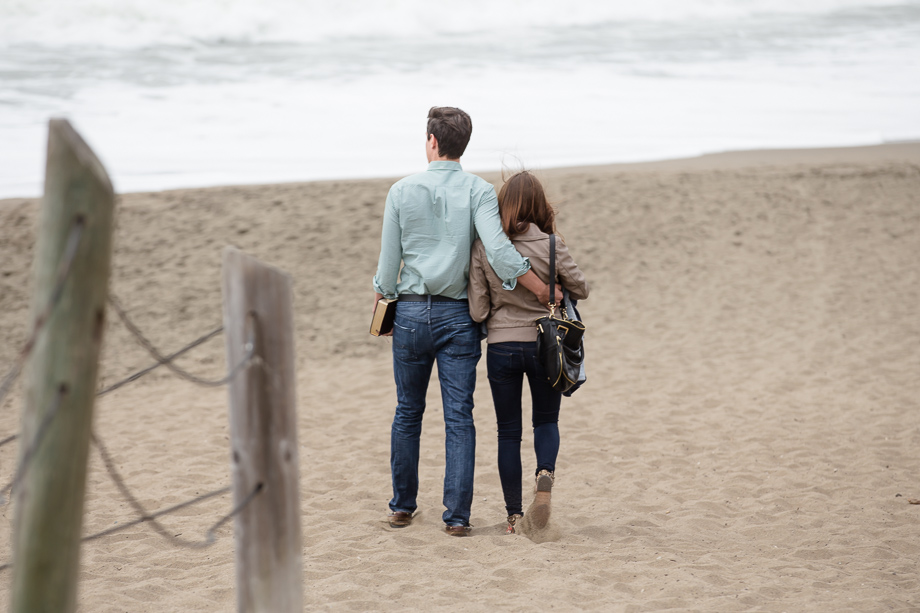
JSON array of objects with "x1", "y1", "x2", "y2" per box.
[{"x1": 426, "y1": 295, "x2": 432, "y2": 323}]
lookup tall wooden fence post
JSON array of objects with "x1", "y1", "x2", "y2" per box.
[
  {"x1": 222, "y1": 247, "x2": 302, "y2": 613},
  {"x1": 11, "y1": 119, "x2": 115, "y2": 612}
]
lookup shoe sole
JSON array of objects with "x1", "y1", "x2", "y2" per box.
[
  {"x1": 531, "y1": 491, "x2": 551, "y2": 528},
  {"x1": 532, "y1": 475, "x2": 552, "y2": 529}
]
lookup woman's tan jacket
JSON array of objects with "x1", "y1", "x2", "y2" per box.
[{"x1": 469, "y1": 223, "x2": 589, "y2": 343}]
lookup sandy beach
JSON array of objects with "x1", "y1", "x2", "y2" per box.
[{"x1": 1, "y1": 143, "x2": 919, "y2": 611}]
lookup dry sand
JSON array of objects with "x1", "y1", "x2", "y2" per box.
[{"x1": 1, "y1": 143, "x2": 919, "y2": 611}]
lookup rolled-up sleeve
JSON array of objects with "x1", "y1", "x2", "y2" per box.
[
  {"x1": 556, "y1": 239, "x2": 589, "y2": 300},
  {"x1": 472, "y1": 187, "x2": 530, "y2": 289},
  {"x1": 372, "y1": 187, "x2": 402, "y2": 299},
  {"x1": 468, "y1": 240, "x2": 492, "y2": 322}
]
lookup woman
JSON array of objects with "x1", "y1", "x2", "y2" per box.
[{"x1": 468, "y1": 170, "x2": 589, "y2": 534}]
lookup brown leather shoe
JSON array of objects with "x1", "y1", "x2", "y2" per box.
[
  {"x1": 444, "y1": 524, "x2": 471, "y2": 537},
  {"x1": 387, "y1": 511, "x2": 413, "y2": 528}
]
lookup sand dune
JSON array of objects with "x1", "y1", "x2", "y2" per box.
[{"x1": 1, "y1": 143, "x2": 919, "y2": 611}]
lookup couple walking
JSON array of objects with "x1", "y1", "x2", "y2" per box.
[{"x1": 372, "y1": 107, "x2": 589, "y2": 536}]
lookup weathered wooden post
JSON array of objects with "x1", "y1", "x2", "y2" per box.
[
  {"x1": 222, "y1": 247, "x2": 302, "y2": 612},
  {"x1": 11, "y1": 119, "x2": 115, "y2": 612}
]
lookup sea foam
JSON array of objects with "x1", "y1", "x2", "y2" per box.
[
  {"x1": 1, "y1": 0, "x2": 915, "y2": 47},
  {"x1": 1, "y1": 0, "x2": 918, "y2": 197}
]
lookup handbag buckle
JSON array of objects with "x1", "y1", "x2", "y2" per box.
[{"x1": 547, "y1": 303, "x2": 569, "y2": 321}]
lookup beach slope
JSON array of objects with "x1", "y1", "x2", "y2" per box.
[{"x1": 1, "y1": 143, "x2": 919, "y2": 611}]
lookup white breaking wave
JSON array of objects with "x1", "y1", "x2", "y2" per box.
[
  {"x1": 0, "y1": 0, "x2": 917, "y2": 197},
  {"x1": 1, "y1": 0, "x2": 916, "y2": 47}
]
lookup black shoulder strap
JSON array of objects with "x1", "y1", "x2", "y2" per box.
[{"x1": 549, "y1": 234, "x2": 556, "y2": 306}]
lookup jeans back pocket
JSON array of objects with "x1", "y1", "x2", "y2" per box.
[
  {"x1": 444, "y1": 322, "x2": 481, "y2": 359},
  {"x1": 392, "y1": 321, "x2": 418, "y2": 361}
]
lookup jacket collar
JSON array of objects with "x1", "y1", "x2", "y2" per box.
[
  {"x1": 427, "y1": 161, "x2": 462, "y2": 171},
  {"x1": 513, "y1": 223, "x2": 550, "y2": 242}
]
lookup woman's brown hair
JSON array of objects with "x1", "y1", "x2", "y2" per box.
[{"x1": 497, "y1": 171, "x2": 555, "y2": 239}]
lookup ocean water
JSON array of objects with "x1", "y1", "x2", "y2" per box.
[{"x1": 1, "y1": 0, "x2": 918, "y2": 197}]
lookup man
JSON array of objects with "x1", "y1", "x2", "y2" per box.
[{"x1": 373, "y1": 106, "x2": 557, "y2": 536}]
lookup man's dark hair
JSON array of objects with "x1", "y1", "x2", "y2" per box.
[{"x1": 426, "y1": 107, "x2": 473, "y2": 159}]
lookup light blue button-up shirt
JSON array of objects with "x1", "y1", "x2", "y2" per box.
[{"x1": 373, "y1": 161, "x2": 530, "y2": 300}]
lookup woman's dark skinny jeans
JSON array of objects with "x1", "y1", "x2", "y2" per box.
[{"x1": 486, "y1": 341, "x2": 561, "y2": 517}]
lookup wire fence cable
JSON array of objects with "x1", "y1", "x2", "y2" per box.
[
  {"x1": 2, "y1": 323, "x2": 230, "y2": 455},
  {"x1": 96, "y1": 326, "x2": 224, "y2": 397},
  {"x1": 0, "y1": 226, "x2": 266, "y2": 572},
  {"x1": 107, "y1": 296, "x2": 253, "y2": 388},
  {"x1": 0, "y1": 433, "x2": 264, "y2": 572},
  {"x1": 0, "y1": 478, "x2": 263, "y2": 573},
  {"x1": 89, "y1": 432, "x2": 262, "y2": 549}
]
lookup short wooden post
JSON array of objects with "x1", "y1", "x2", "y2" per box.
[
  {"x1": 222, "y1": 247, "x2": 302, "y2": 613},
  {"x1": 11, "y1": 119, "x2": 115, "y2": 612}
]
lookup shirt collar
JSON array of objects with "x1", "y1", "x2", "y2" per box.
[
  {"x1": 427, "y1": 161, "x2": 462, "y2": 171},
  {"x1": 514, "y1": 223, "x2": 549, "y2": 241}
]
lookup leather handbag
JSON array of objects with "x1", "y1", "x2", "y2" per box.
[
  {"x1": 561, "y1": 288, "x2": 587, "y2": 397},
  {"x1": 535, "y1": 234, "x2": 586, "y2": 393}
]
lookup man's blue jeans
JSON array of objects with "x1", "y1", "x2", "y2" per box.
[{"x1": 389, "y1": 299, "x2": 481, "y2": 527}]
